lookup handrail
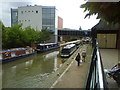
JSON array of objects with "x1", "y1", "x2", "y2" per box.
[{"x1": 86, "y1": 41, "x2": 108, "y2": 90}]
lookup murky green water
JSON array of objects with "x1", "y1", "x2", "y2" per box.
[{"x1": 2, "y1": 49, "x2": 65, "y2": 88}]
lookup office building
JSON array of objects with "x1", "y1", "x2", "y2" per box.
[
  {"x1": 11, "y1": 9, "x2": 18, "y2": 26},
  {"x1": 11, "y1": 5, "x2": 63, "y2": 32}
]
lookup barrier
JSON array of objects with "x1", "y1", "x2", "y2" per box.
[{"x1": 86, "y1": 41, "x2": 108, "y2": 90}]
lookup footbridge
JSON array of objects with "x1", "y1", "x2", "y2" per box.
[{"x1": 57, "y1": 29, "x2": 91, "y2": 37}]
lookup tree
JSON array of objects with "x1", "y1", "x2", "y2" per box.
[
  {"x1": 2, "y1": 22, "x2": 51, "y2": 49},
  {"x1": 81, "y1": 2, "x2": 120, "y2": 24},
  {"x1": 6, "y1": 24, "x2": 25, "y2": 48},
  {"x1": 1, "y1": 21, "x2": 7, "y2": 49},
  {"x1": 24, "y1": 26, "x2": 40, "y2": 45},
  {"x1": 39, "y1": 29, "x2": 51, "y2": 43}
]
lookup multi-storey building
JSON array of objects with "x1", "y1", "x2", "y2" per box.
[
  {"x1": 11, "y1": 5, "x2": 63, "y2": 32},
  {"x1": 11, "y1": 9, "x2": 18, "y2": 26},
  {"x1": 58, "y1": 16, "x2": 63, "y2": 29}
]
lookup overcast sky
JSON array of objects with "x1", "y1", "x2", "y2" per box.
[{"x1": 0, "y1": 0, "x2": 100, "y2": 30}]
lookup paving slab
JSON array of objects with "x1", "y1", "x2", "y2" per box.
[{"x1": 100, "y1": 49, "x2": 119, "y2": 89}]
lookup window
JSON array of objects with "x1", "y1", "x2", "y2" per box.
[
  {"x1": 32, "y1": 11, "x2": 34, "y2": 12},
  {"x1": 28, "y1": 11, "x2": 30, "y2": 12},
  {"x1": 21, "y1": 11, "x2": 23, "y2": 14},
  {"x1": 36, "y1": 11, "x2": 38, "y2": 13},
  {"x1": 19, "y1": 20, "x2": 21, "y2": 22},
  {"x1": 42, "y1": 19, "x2": 55, "y2": 25},
  {"x1": 15, "y1": 12, "x2": 18, "y2": 16},
  {"x1": 42, "y1": 8, "x2": 55, "y2": 14},
  {"x1": 50, "y1": 8, "x2": 55, "y2": 13}
]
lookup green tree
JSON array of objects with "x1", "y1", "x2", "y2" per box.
[
  {"x1": 81, "y1": 2, "x2": 120, "y2": 24},
  {"x1": 39, "y1": 29, "x2": 51, "y2": 43},
  {"x1": 6, "y1": 24, "x2": 25, "y2": 48},
  {"x1": 2, "y1": 22, "x2": 51, "y2": 49},
  {"x1": 1, "y1": 21, "x2": 10, "y2": 49}
]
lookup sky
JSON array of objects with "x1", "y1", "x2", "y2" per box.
[{"x1": 0, "y1": 0, "x2": 100, "y2": 30}]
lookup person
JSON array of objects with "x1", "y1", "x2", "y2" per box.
[
  {"x1": 110, "y1": 61, "x2": 120, "y2": 72},
  {"x1": 82, "y1": 50, "x2": 86, "y2": 62},
  {"x1": 107, "y1": 62, "x2": 120, "y2": 85},
  {"x1": 75, "y1": 53, "x2": 81, "y2": 66}
]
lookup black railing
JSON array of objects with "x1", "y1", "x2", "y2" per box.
[{"x1": 86, "y1": 41, "x2": 108, "y2": 90}]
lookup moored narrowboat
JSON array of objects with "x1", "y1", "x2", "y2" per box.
[
  {"x1": 0, "y1": 48, "x2": 36, "y2": 64},
  {"x1": 60, "y1": 44, "x2": 77, "y2": 57},
  {"x1": 36, "y1": 43, "x2": 60, "y2": 53}
]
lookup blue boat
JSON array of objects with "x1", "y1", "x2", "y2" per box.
[{"x1": 36, "y1": 43, "x2": 60, "y2": 53}]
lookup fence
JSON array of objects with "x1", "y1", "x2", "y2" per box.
[{"x1": 86, "y1": 41, "x2": 108, "y2": 89}]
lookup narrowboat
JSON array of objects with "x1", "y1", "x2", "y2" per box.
[
  {"x1": 0, "y1": 48, "x2": 36, "y2": 64},
  {"x1": 60, "y1": 44, "x2": 77, "y2": 57},
  {"x1": 36, "y1": 43, "x2": 60, "y2": 53},
  {"x1": 74, "y1": 41, "x2": 81, "y2": 49}
]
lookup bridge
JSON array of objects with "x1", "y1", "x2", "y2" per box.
[{"x1": 57, "y1": 29, "x2": 91, "y2": 37}]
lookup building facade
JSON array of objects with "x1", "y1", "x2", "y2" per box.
[
  {"x1": 11, "y1": 5, "x2": 61, "y2": 32},
  {"x1": 91, "y1": 20, "x2": 120, "y2": 49},
  {"x1": 11, "y1": 9, "x2": 18, "y2": 26},
  {"x1": 58, "y1": 16, "x2": 63, "y2": 29},
  {"x1": 18, "y1": 5, "x2": 43, "y2": 31}
]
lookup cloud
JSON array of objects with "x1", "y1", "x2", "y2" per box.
[
  {"x1": 0, "y1": 0, "x2": 100, "y2": 29},
  {"x1": 1, "y1": 1, "x2": 33, "y2": 27}
]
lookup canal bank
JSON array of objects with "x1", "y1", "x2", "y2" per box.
[
  {"x1": 37, "y1": 44, "x2": 92, "y2": 88},
  {"x1": 2, "y1": 43, "x2": 92, "y2": 88}
]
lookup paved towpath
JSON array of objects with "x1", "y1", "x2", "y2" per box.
[{"x1": 51, "y1": 44, "x2": 92, "y2": 88}]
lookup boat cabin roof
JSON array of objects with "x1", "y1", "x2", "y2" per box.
[
  {"x1": 63, "y1": 44, "x2": 76, "y2": 49},
  {"x1": 37, "y1": 43, "x2": 58, "y2": 46},
  {"x1": 0, "y1": 48, "x2": 32, "y2": 53}
]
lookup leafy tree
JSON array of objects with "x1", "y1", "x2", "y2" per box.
[
  {"x1": 6, "y1": 24, "x2": 25, "y2": 48},
  {"x1": 2, "y1": 21, "x2": 52, "y2": 49},
  {"x1": 39, "y1": 29, "x2": 51, "y2": 43},
  {"x1": 1, "y1": 21, "x2": 10, "y2": 49},
  {"x1": 24, "y1": 26, "x2": 39, "y2": 45},
  {"x1": 81, "y1": 2, "x2": 120, "y2": 24}
]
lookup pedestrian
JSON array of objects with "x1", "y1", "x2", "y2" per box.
[
  {"x1": 75, "y1": 53, "x2": 81, "y2": 66},
  {"x1": 82, "y1": 50, "x2": 86, "y2": 62}
]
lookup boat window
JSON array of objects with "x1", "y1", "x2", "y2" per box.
[
  {"x1": 61, "y1": 49, "x2": 70, "y2": 54},
  {"x1": 37, "y1": 45, "x2": 44, "y2": 50}
]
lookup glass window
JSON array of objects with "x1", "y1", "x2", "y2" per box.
[
  {"x1": 36, "y1": 11, "x2": 38, "y2": 13},
  {"x1": 50, "y1": 8, "x2": 55, "y2": 13},
  {"x1": 42, "y1": 13, "x2": 55, "y2": 19},
  {"x1": 21, "y1": 11, "x2": 23, "y2": 14},
  {"x1": 42, "y1": 19, "x2": 55, "y2": 25},
  {"x1": 42, "y1": 8, "x2": 50, "y2": 13}
]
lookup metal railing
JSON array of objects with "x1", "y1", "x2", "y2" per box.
[{"x1": 86, "y1": 41, "x2": 108, "y2": 90}]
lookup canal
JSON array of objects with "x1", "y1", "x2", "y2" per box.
[{"x1": 2, "y1": 49, "x2": 67, "y2": 88}]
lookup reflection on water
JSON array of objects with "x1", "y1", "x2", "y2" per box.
[{"x1": 2, "y1": 50, "x2": 64, "y2": 88}]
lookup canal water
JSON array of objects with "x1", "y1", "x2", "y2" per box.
[{"x1": 2, "y1": 49, "x2": 67, "y2": 88}]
